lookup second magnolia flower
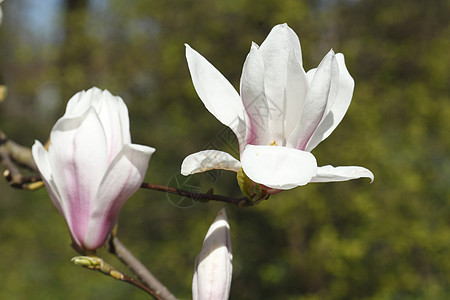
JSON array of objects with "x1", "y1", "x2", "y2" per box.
[
  {"x1": 32, "y1": 87, "x2": 155, "y2": 252},
  {"x1": 182, "y1": 23, "x2": 373, "y2": 191}
]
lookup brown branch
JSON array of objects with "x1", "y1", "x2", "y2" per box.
[
  {"x1": 118, "y1": 273, "x2": 160, "y2": 299},
  {"x1": 107, "y1": 235, "x2": 178, "y2": 300},
  {"x1": 3, "y1": 169, "x2": 44, "y2": 190},
  {"x1": 0, "y1": 130, "x2": 43, "y2": 189},
  {"x1": 0, "y1": 130, "x2": 37, "y2": 171},
  {"x1": 72, "y1": 255, "x2": 160, "y2": 299},
  {"x1": 0, "y1": 146, "x2": 20, "y2": 179},
  {"x1": 0, "y1": 131, "x2": 258, "y2": 207},
  {"x1": 140, "y1": 182, "x2": 256, "y2": 207}
]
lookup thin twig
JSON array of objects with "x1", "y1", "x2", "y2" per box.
[
  {"x1": 0, "y1": 130, "x2": 42, "y2": 189},
  {"x1": 0, "y1": 130, "x2": 37, "y2": 171},
  {"x1": 71, "y1": 255, "x2": 160, "y2": 299},
  {"x1": 3, "y1": 169, "x2": 43, "y2": 190},
  {"x1": 0, "y1": 146, "x2": 20, "y2": 179},
  {"x1": 140, "y1": 182, "x2": 255, "y2": 207},
  {"x1": 107, "y1": 235, "x2": 178, "y2": 300},
  {"x1": 0, "y1": 130, "x2": 257, "y2": 206}
]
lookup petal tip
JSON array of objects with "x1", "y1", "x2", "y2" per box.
[
  {"x1": 127, "y1": 143, "x2": 156, "y2": 155},
  {"x1": 217, "y1": 207, "x2": 228, "y2": 221},
  {"x1": 367, "y1": 170, "x2": 375, "y2": 183}
]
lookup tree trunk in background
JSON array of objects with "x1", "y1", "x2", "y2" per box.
[{"x1": 58, "y1": 0, "x2": 89, "y2": 100}]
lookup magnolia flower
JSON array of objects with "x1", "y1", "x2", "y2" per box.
[
  {"x1": 182, "y1": 23, "x2": 373, "y2": 192},
  {"x1": 32, "y1": 87, "x2": 155, "y2": 252},
  {"x1": 193, "y1": 208, "x2": 232, "y2": 300}
]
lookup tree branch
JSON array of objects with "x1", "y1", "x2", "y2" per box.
[
  {"x1": 0, "y1": 131, "x2": 260, "y2": 206},
  {"x1": 107, "y1": 235, "x2": 178, "y2": 300},
  {"x1": 71, "y1": 255, "x2": 160, "y2": 299},
  {"x1": 0, "y1": 130, "x2": 37, "y2": 171},
  {"x1": 140, "y1": 182, "x2": 257, "y2": 207},
  {"x1": 0, "y1": 130, "x2": 44, "y2": 189}
]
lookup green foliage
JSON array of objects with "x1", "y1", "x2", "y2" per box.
[
  {"x1": 0, "y1": 0, "x2": 449, "y2": 299},
  {"x1": 236, "y1": 168, "x2": 268, "y2": 204}
]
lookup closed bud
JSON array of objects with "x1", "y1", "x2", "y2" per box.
[{"x1": 193, "y1": 208, "x2": 232, "y2": 300}]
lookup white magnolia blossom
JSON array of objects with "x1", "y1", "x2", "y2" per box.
[
  {"x1": 182, "y1": 23, "x2": 373, "y2": 190},
  {"x1": 193, "y1": 208, "x2": 232, "y2": 300},
  {"x1": 32, "y1": 87, "x2": 155, "y2": 252}
]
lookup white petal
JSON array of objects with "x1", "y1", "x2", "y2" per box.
[
  {"x1": 31, "y1": 141, "x2": 53, "y2": 192},
  {"x1": 284, "y1": 50, "x2": 308, "y2": 140},
  {"x1": 0, "y1": 0, "x2": 4, "y2": 25},
  {"x1": 259, "y1": 24, "x2": 303, "y2": 145},
  {"x1": 65, "y1": 88, "x2": 132, "y2": 162},
  {"x1": 93, "y1": 89, "x2": 132, "y2": 162},
  {"x1": 305, "y1": 68, "x2": 317, "y2": 84},
  {"x1": 64, "y1": 88, "x2": 100, "y2": 117},
  {"x1": 240, "y1": 43, "x2": 270, "y2": 146},
  {"x1": 83, "y1": 144, "x2": 155, "y2": 250},
  {"x1": 260, "y1": 23, "x2": 303, "y2": 65},
  {"x1": 310, "y1": 165, "x2": 374, "y2": 183},
  {"x1": 305, "y1": 53, "x2": 355, "y2": 151},
  {"x1": 181, "y1": 150, "x2": 241, "y2": 176},
  {"x1": 288, "y1": 50, "x2": 336, "y2": 150},
  {"x1": 31, "y1": 141, "x2": 63, "y2": 215},
  {"x1": 193, "y1": 208, "x2": 232, "y2": 300},
  {"x1": 241, "y1": 145, "x2": 317, "y2": 190},
  {"x1": 185, "y1": 44, "x2": 247, "y2": 149}
]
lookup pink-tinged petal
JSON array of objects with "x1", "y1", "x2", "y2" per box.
[
  {"x1": 34, "y1": 88, "x2": 152, "y2": 252},
  {"x1": 241, "y1": 145, "x2": 317, "y2": 190},
  {"x1": 305, "y1": 53, "x2": 355, "y2": 151},
  {"x1": 259, "y1": 24, "x2": 303, "y2": 145},
  {"x1": 284, "y1": 50, "x2": 308, "y2": 140},
  {"x1": 181, "y1": 150, "x2": 241, "y2": 176},
  {"x1": 193, "y1": 208, "x2": 232, "y2": 300},
  {"x1": 288, "y1": 50, "x2": 336, "y2": 150},
  {"x1": 310, "y1": 165, "x2": 374, "y2": 183},
  {"x1": 48, "y1": 108, "x2": 108, "y2": 247},
  {"x1": 240, "y1": 43, "x2": 270, "y2": 146},
  {"x1": 185, "y1": 44, "x2": 247, "y2": 149},
  {"x1": 83, "y1": 143, "x2": 155, "y2": 250}
]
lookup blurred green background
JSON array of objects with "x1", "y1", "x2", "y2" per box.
[{"x1": 0, "y1": 0, "x2": 449, "y2": 299}]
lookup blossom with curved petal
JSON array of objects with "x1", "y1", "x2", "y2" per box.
[
  {"x1": 32, "y1": 87, "x2": 155, "y2": 252},
  {"x1": 193, "y1": 208, "x2": 232, "y2": 300},
  {"x1": 182, "y1": 23, "x2": 373, "y2": 191}
]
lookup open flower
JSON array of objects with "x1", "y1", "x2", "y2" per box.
[
  {"x1": 32, "y1": 87, "x2": 155, "y2": 252},
  {"x1": 182, "y1": 23, "x2": 373, "y2": 192},
  {"x1": 193, "y1": 208, "x2": 232, "y2": 300}
]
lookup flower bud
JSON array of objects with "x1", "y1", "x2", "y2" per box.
[
  {"x1": 32, "y1": 87, "x2": 155, "y2": 252},
  {"x1": 193, "y1": 208, "x2": 232, "y2": 300}
]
